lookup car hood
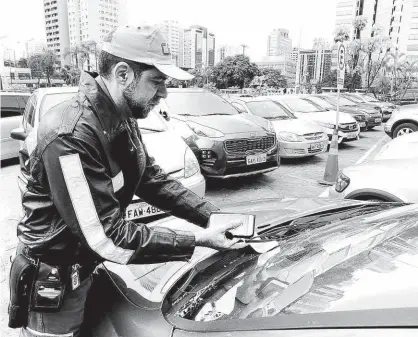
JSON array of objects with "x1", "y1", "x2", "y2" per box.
[
  {"x1": 339, "y1": 105, "x2": 375, "y2": 115},
  {"x1": 270, "y1": 118, "x2": 324, "y2": 135},
  {"x1": 141, "y1": 130, "x2": 187, "y2": 174},
  {"x1": 174, "y1": 114, "x2": 270, "y2": 134},
  {"x1": 375, "y1": 133, "x2": 418, "y2": 160},
  {"x1": 294, "y1": 110, "x2": 356, "y2": 124}
]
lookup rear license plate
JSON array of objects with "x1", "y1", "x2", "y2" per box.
[
  {"x1": 375, "y1": 118, "x2": 382, "y2": 123},
  {"x1": 346, "y1": 132, "x2": 357, "y2": 139},
  {"x1": 359, "y1": 122, "x2": 366, "y2": 128},
  {"x1": 310, "y1": 142, "x2": 324, "y2": 150},
  {"x1": 125, "y1": 202, "x2": 164, "y2": 220},
  {"x1": 246, "y1": 153, "x2": 267, "y2": 165}
]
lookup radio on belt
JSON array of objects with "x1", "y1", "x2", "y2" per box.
[{"x1": 208, "y1": 212, "x2": 256, "y2": 239}]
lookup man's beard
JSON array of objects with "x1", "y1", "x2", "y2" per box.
[{"x1": 123, "y1": 81, "x2": 160, "y2": 119}]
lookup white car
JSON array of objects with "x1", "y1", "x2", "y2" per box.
[
  {"x1": 230, "y1": 97, "x2": 328, "y2": 158},
  {"x1": 270, "y1": 95, "x2": 360, "y2": 144},
  {"x1": 12, "y1": 87, "x2": 205, "y2": 222},
  {"x1": 0, "y1": 91, "x2": 31, "y2": 160},
  {"x1": 328, "y1": 132, "x2": 418, "y2": 202},
  {"x1": 384, "y1": 104, "x2": 418, "y2": 138}
]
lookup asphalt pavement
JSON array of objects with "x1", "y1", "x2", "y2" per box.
[{"x1": 0, "y1": 125, "x2": 389, "y2": 336}]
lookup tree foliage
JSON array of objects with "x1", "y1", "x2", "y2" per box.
[
  {"x1": 210, "y1": 55, "x2": 260, "y2": 89},
  {"x1": 28, "y1": 50, "x2": 58, "y2": 86},
  {"x1": 260, "y1": 68, "x2": 287, "y2": 88}
]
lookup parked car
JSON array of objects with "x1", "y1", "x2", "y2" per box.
[
  {"x1": 270, "y1": 95, "x2": 360, "y2": 144},
  {"x1": 303, "y1": 95, "x2": 368, "y2": 131},
  {"x1": 384, "y1": 104, "x2": 418, "y2": 138},
  {"x1": 314, "y1": 94, "x2": 383, "y2": 130},
  {"x1": 0, "y1": 91, "x2": 31, "y2": 160},
  {"x1": 159, "y1": 88, "x2": 279, "y2": 178},
  {"x1": 11, "y1": 87, "x2": 205, "y2": 222},
  {"x1": 81, "y1": 197, "x2": 418, "y2": 337},
  {"x1": 229, "y1": 97, "x2": 328, "y2": 158},
  {"x1": 328, "y1": 132, "x2": 418, "y2": 202},
  {"x1": 340, "y1": 93, "x2": 384, "y2": 118},
  {"x1": 346, "y1": 93, "x2": 397, "y2": 121}
]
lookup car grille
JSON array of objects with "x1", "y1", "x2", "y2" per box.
[
  {"x1": 339, "y1": 123, "x2": 358, "y2": 132},
  {"x1": 224, "y1": 136, "x2": 276, "y2": 154},
  {"x1": 308, "y1": 147, "x2": 324, "y2": 154},
  {"x1": 303, "y1": 132, "x2": 324, "y2": 141}
]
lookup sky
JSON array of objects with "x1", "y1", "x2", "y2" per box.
[{"x1": 0, "y1": 0, "x2": 336, "y2": 61}]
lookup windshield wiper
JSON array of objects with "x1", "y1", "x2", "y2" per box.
[
  {"x1": 202, "y1": 113, "x2": 233, "y2": 116},
  {"x1": 267, "y1": 116, "x2": 290, "y2": 120},
  {"x1": 138, "y1": 127, "x2": 164, "y2": 132}
]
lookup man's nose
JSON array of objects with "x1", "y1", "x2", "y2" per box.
[{"x1": 157, "y1": 84, "x2": 168, "y2": 99}]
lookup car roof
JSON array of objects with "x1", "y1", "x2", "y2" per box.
[
  {"x1": 232, "y1": 96, "x2": 275, "y2": 103},
  {"x1": 34, "y1": 87, "x2": 78, "y2": 96},
  {"x1": 0, "y1": 91, "x2": 31, "y2": 96},
  {"x1": 167, "y1": 88, "x2": 210, "y2": 93}
]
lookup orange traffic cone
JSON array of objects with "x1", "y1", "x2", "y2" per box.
[{"x1": 318, "y1": 128, "x2": 339, "y2": 186}]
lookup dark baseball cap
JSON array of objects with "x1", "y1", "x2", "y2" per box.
[{"x1": 101, "y1": 25, "x2": 194, "y2": 81}]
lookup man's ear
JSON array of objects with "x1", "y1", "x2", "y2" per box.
[{"x1": 113, "y1": 62, "x2": 134, "y2": 86}]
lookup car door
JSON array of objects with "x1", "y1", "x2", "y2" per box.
[{"x1": 1, "y1": 94, "x2": 23, "y2": 160}]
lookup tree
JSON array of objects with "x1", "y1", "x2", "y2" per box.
[
  {"x1": 60, "y1": 65, "x2": 81, "y2": 86},
  {"x1": 210, "y1": 55, "x2": 260, "y2": 89},
  {"x1": 17, "y1": 57, "x2": 28, "y2": 68},
  {"x1": 260, "y1": 68, "x2": 287, "y2": 88},
  {"x1": 28, "y1": 50, "x2": 59, "y2": 86}
]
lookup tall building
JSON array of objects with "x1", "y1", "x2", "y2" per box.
[
  {"x1": 43, "y1": 0, "x2": 70, "y2": 66},
  {"x1": 159, "y1": 20, "x2": 182, "y2": 66},
  {"x1": 255, "y1": 56, "x2": 297, "y2": 85},
  {"x1": 267, "y1": 29, "x2": 292, "y2": 58},
  {"x1": 67, "y1": 0, "x2": 127, "y2": 47},
  {"x1": 295, "y1": 49, "x2": 333, "y2": 86},
  {"x1": 182, "y1": 25, "x2": 215, "y2": 69},
  {"x1": 216, "y1": 45, "x2": 242, "y2": 63}
]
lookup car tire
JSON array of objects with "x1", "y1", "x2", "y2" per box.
[{"x1": 393, "y1": 123, "x2": 418, "y2": 138}]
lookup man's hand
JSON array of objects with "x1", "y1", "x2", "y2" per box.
[{"x1": 194, "y1": 221, "x2": 248, "y2": 250}]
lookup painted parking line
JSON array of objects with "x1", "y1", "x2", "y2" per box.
[{"x1": 355, "y1": 135, "x2": 389, "y2": 165}]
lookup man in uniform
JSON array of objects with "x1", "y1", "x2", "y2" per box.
[{"x1": 12, "y1": 25, "x2": 245, "y2": 337}]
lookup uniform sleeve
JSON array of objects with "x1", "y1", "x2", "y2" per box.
[
  {"x1": 42, "y1": 132, "x2": 196, "y2": 265},
  {"x1": 135, "y1": 141, "x2": 220, "y2": 228}
]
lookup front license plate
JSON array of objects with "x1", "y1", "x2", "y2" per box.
[
  {"x1": 346, "y1": 132, "x2": 357, "y2": 139},
  {"x1": 375, "y1": 118, "x2": 382, "y2": 123},
  {"x1": 246, "y1": 153, "x2": 267, "y2": 165},
  {"x1": 359, "y1": 122, "x2": 366, "y2": 127},
  {"x1": 310, "y1": 142, "x2": 324, "y2": 150},
  {"x1": 125, "y1": 202, "x2": 164, "y2": 220}
]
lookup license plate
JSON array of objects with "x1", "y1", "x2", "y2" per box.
[
  {"x1": 125, "y1": 202, "x2": 164, "y2": 220},
  {"x1": 246, "y1": 153, "x2": 267, "y2": 165},
  {"x1": 346, "y1": 132, "x2": 357, "y2": 139},
  {"x1": 359, "y1": 122, "x2": 366, "y2": 127},
  {"x1": 375, "y1": 118, "x2": 382, "y2": 123},
  {"x1": 310, "y1": 142, "x2": 324, "y2": 150}
]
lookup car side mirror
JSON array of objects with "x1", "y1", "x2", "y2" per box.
[
  {"x1": 11, "y1": 128, "x2": 28, "y2": 141},
  {"x1": 159, "y1": 110, "x2": 170, "y2": 121}
]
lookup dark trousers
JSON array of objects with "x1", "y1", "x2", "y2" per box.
[{"x1": 16, "y1": 244, "x2": 93, "y2": 337}]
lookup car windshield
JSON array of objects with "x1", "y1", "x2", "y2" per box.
[
  {"x1": 40, "y1": 92, "x2": 77, "y2": 119},
  {"x1": 323, "y1": 95, "x2": 357, "y2": 107},
  {"x1": 166, "y1": 92, "x2": 238, "y2": 116},
  {"x1": 246, "y1": 101, "x2": 294, "y2": 120},
  {"x1": 363, "y1": 95, "x2": 380, "y2": 103},
  {"x1": 277, "y1": 97, "x2": 322, "y2": 113},
  {"x1": 303, "y1": 97, "x2": 334, "y2": 110},
  {"x1": 344, "y1": 95, "x2": 364, "y2": 103},
  {"x1": 137, "y1": 109, "x2": 168, "y2": 133},
  {"x1": 165, "y1": 203, "x2": 416, "y2": 322}
]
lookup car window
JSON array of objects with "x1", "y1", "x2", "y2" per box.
[
  {"x1": 305, "y1": 96, "x2": 334, "y2": 110},
  {"x1": 1, "y1": 95, "x2": 21, "y2": 117},
  {"x1": 276, "y1": 97, "x2": 322, "y2": 113},
  {"x1": 166, "y1": 92, "x2": 238, "y2": 116},
  {"x1": 344, "y1": 95, "x2": 363, "y2": 103},
  {"x1": 23, "y1": 94, "x2": 38, "y2": 128},
  {"x1": 18, "y1": 96, "x2": 29, "y2": 110},
  {"x1": 39, "y1": 92, "x2": 77, "y2": 120},
  {"x1": 231, "y1": 102, "x2": 248, "y2": 114},
  {"x1": 322, "y1": 95, "x2": 357, "y2": 106},
  {"x1": 246, "y1": 101, "x2": 294, "y2": 119},
  {"x1": 363, "y1": 95, "x2": 379, "y2": 103}
]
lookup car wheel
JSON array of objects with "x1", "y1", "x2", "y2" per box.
[{"x1": 393, "y1": 123, "x2": 418, "y2": 138}]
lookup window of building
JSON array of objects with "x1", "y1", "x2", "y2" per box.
[{"x1": 409, "y1": 34, "x2": 418, "y2": 40}]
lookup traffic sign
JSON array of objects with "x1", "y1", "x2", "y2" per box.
[{"x1": 337, "y1": 43, "x2": 346, "y2": 89}]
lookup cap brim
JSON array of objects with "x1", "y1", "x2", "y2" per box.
[{"x1": 154, "y1": 63, "x2": 194, "y2": 81}]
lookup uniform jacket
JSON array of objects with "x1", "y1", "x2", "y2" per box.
[{"x1": 17, "y1": 71, "x2": 219, "y2": 266}]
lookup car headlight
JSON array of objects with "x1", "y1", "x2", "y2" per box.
[
  {"x1": 278, "y1": 131, "x2": 302, "y2": 142},
  {"x1": 317, "y1": 122, "x2": 335, "y2": 129},
  {"x1": 187, "y1": 122, "x2": 224, "y2": 138},
  {"x1": 184, "y1": 147, "x2": 200, "y2": 178},
  {"x1": 360, "y1": 110, "x2": 371, "y2": 117},
  {"x1": 335, "y1": 172, "x2": 350, "y2": 193},
  {"x1": 354, "y1": 114, "x2": 365, "y2": 121},
  {"x1": 266, "y1": 121, "x2": 275, "y2": 134}
]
